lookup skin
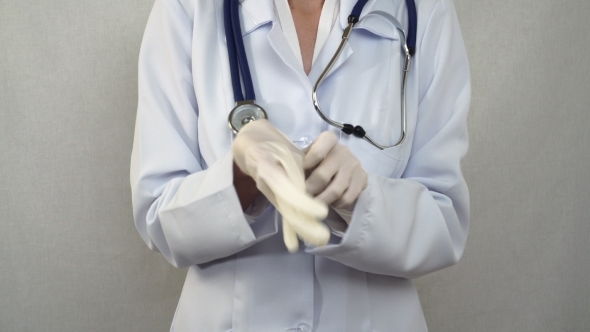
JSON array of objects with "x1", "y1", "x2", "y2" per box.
[
  {"x1": 288, "y1": 0, "x2": 324, "y2": 75},
  {"x1": 233, "y1": 0, "x2": 325, "y2": 210}
]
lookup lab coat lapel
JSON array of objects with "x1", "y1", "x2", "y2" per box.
[
  {"x1": 307, "y1": 0, "x2": 370, "y2": 84},
  {"x1": 307, "y1": 20, "x2": 354, "y2": 84},
  {"x1": 309, "y1": 0, "x2": 356, "y2": 85},
  {"x1": 309, "y1": 0, "x2": 357, "y2": 85},
  {"x1": 266, "y1": 22, "x2": 309, "y2": 81},
  {"x1": 241, "y1": 0, "x2": 308, "y2": 81},
  {"x1": 239, "y1": 0, "x2": 274, "y2": 35},
  {"x1": 309, "y1": 0, "x2": 403, "y2": 83},
  {"x1": 338, "y1": 0, "x2": 358, "y2": 30},
  {"x1": 353, "y1": 0, "x2": 403, "y2": 40},
  {"x1": 337, "y1": 0, "x2": 396, "y2": 29}
]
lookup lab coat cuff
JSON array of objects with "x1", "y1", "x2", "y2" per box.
[
  {"x1": 331, "y1": 206, "x2": 353, "y2": 224},
  {"x1": 222, "y1": 150, "x2": 275, "y2": 237},
  {"x1": 158, "y1": 151, "x2": 278, "y2": 266},
  {"x1": 243, "y1": 194, "x2": 270, "y2": 224},
  {"x1": 324, "y1": 207, "x2": 348, "y2": 238},
  {"x1": 305, "y1": 174, "x2": 376, "y2": 256},
  {"x1": 212, "y1": 149, "x2": 269, "y2": 225}
]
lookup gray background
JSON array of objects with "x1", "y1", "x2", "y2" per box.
[{"x1": 1, "y1": 0, "x2": 588, "y2": 331}]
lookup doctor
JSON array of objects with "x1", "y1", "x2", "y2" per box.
[{"x1": 131, "y1": 0, "x2": 471, "y2": 330}]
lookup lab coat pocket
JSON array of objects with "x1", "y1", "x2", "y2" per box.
[
  {"x1": 340, "y1": 131, "x2": 403, "y2": 178},
  {"x1": 334, "y1": 30, "x2": 406, "y2": 177},
  {"x1": 350, "y1": 28, "x2": 405, "y2": 151}
]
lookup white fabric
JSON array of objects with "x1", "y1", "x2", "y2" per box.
[
  {"x1": 313, "y1": 0, "x2": 339, "y2": 62},
  {"x1": 274, "y1": 0, "x2": 338, "y2": 68},
  {"x1": 274, "y1": 0, "x2": 302, "y2": 65},
  {"x1": 130, "y1": 0, "x2": 471, "y2": 330},
  {"x1": 232, "y1": 119, "x2": 330, "y2": 251}
]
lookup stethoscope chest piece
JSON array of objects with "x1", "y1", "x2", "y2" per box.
[{"x1": 228, "y1": 101, "x2": 267, "y2": 133}]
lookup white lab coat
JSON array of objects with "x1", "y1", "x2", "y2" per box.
[{"x1": 130, "y1": 0, "x2": 470, "y2": 330}]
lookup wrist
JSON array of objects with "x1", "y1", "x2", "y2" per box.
[
  {"x1": 331, "y1": 205, "x2": 354, "y2": 224},
  {"x1": 233, "y1": 162, "x2": 261, "y2": 210}
]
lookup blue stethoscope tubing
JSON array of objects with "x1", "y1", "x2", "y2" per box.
[
  {"x1": 225, "y1": 0, "x2": 256, "y2": 102},
  {"x1": 225, "y1": 0, "x2": 417, "y2": 149}
]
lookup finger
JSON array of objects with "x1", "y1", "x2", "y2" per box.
[
  {"x1": 279, "y1": 202, "x2": 330, "y2": 247},
  {"x1": 258, "y1": 162, "x2": 328, "y2": 219},
  {"x1": 303, "y1": 131, "x2": 338, "y2": 170},
  {"x1": 305, "y1": 158, "x2": 340, "y2": 196},
  {"x1": 276, "y1": 194, "x2": 330, "y2": 246},
  {"x1": 305, "y1": 144, "x2": 350, "y2": 196},
  {"x1": 258, "y1": 161, "x2": 330, "y2": 248},
  {"x1": 275, "y1": 189, "x2": 330, "y2": 248},
  {"x1": 332, "y1": 165, "x2": 368, "y2": 210},
  {"x1": 247, "y1": 142, "x2": 304, "y2": 202},
  {"x1": 251, "y1": 141, "x2": 306, "y2": 191},
  {"x1": 254, "y1": 143, "x2": 329, "y2": 219},
  {"x1": 315, "y1": 164, "x2": 352, "y2": 205},
  {"x1": 248, "y1": 141, "x2": 330, "y2": 248},
  {"x1": 305, "y1": 143, "x2": 348, "y2": 195},
  {"x1": 282, "y1": 220, "x2": 299, "y2": 253},
  {"x1": 252, "y1": 156, "x2": 286, "y2": 207}
]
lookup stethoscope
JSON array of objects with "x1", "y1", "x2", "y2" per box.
[{"x1": 225, "y1": 0, "x2": 417, "y2": 150}]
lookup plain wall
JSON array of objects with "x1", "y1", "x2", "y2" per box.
[{"x1": 1, "y1": 0, "x2": 588, "y2": 331}]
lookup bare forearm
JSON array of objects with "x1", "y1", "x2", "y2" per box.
[{"x1": 233, "y1": 162, "x2": 261, "y2": 210}]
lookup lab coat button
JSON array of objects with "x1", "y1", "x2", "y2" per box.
[
  {"x1": 297, "y1": 323, "x2": 311, "y2": 332},
  {"x1": 293, "y1": 135, "x2": 313, "y2": 149},
  {"x1": 286, "y1": 323, "x2": 311, "y2": 331}
]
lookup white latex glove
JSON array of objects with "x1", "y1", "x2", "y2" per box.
[
  {"x1": 303, "y1": 131, "x2": 368, "y2": 213},
  {"x1": 232, "y1": 120, "x2": 330, "y2": 252}
]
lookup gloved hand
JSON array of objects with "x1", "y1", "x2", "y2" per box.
[
  {"x1": 232, "y1": 120, "x2": 330, "y2": 252},
  {"x1": 303, "y1": 131, "x2": 368, "y2": 214}
]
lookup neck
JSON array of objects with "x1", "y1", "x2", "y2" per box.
[
  {"x1": 287, "y1": 0, "x2": 325, "y2": 14},
  {"x1": 287, "y1": 0, "x2": 325, "y2": 74}
]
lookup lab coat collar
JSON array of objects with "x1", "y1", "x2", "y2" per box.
[
  {"x1": 241, "y1": 0, "x2": 375, "y2": 31},
  {"x1": 240, "y1": 0, "x2": 398, "y2": 39},
  {"x1": 239, "y1": 0, "x2": 399, "y2": 84},
  {"x1": 240, "y1": 0, "x2": 274, "y2": 35},
  {"x1": 307, "y1": 22, "x2": 353, "y2": 84},
  {"x1": 240, "y1": 0, "x2": 360, "y2": 33},
  {"x1": 339, "y1": 0, "x2": 357, "y2": 29},
  {"x1": 339, "y1": 0, "x2": 400, "y2": 40},
  {"x1": 309, "y1": 0, "x2": 400, "y2": 82}
]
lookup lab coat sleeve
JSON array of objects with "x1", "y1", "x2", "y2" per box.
[
  {"x1": 130, "y1": 0, "x2": 276, "y2": 268},
  {"x1": 306, "y1": 0, "x2": 470, "y2": 279}
]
